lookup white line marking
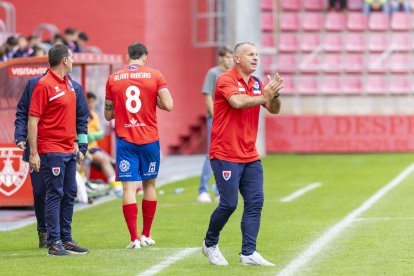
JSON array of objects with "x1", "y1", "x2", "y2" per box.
[
  {"x1": 138, "y1": 247, "x2": 198, "y2": 275},
  {"x1": 280, "y1": 183, "x2": 321, "y2": 202},
  {"x1": 277, "y1": 162, "x2": 414, "y2": 276},
  {"x1": 355, "y1": 217, "x2": 414, "y2": 222}
]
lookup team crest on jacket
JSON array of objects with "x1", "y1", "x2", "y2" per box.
[
  {"x1": 253, "y1": 81, "x2": 260, "y2": 89},
  {"x1": 52, "y1": 167, "x2": 61, "y2": 176},
  {"x1": 0, "y1": 148, "x2": 29, "y2": 197},
  {"x1": 222, "y1": 171, "x2": 231, "y2": 181}
]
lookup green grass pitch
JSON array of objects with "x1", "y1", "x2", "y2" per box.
[{"x1": 2, "y1": 153, "x2": 414, "y2": 275}]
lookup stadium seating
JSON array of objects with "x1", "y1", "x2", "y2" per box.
[
  {"x1": 303, "y1": 13, "x2": 324, "y2": 31},
  {"x1": 278, "y1": 33, "x2": 298, "y2": 52},
  {"x1": 304, "y1": 0, "x2": 324, "y2": 11},
  {"x1": 345, "y1": 33, "x2": 365, "y2": 52},
  {"x1": 368, "y1": 13, "x2": 389, "y2": 31},
  {"x1": 347, "y1": 12, "x2": 367, "y2": 31},
  {"x1": 280, "y1": 13, "x2": 301, "y2": 32},
  {"x1": 300, "y1": 33, "x2": 320, "y2": 52},
  {"x1": 325, "y1": 12, "x2": 346, "y2": 31},
  {"x1": 297, "y1": 75, "x2": 318, "y2": 94},
  {"x1": 391, "y1": 12, "x2": 411, "y2": 31},
  {"x1": 280, "y1": 0, "x2": 301, "y2": 11},
  {"x1": 324, "y1": 33, "x2": 342, "y2": 52},
  {"x1": 271, "y1": 1, "x2": 414, "y2": 96},
  {"x1": 368, "y1": 33, "x2": 388, "y2": 52},
  {"x1": 261, "y1": 12, "x2": 274, "y2": 32}
]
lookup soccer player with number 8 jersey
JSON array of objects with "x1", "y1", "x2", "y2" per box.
[{"x1": 104, "y1": 42, "x2": 173, "y2": 249}]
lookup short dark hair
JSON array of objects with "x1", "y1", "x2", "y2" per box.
[
  {"x1": 218, "y1": 46, "x2": 232, "y2": 57},
  {"x1": 78, "y1": 32, "x2": 89, "y2": 42},
  {"x1": 6, "y1": 36, "x2": 17, "y2": 46},
  {"x1": 48, "y1": 44, "x2": 70, "y2": 67},
  {"x1": 87, "y1": 92, "x2": 97, "y2": 100},
  {"x1": 64, "y1": 28, "x2": 76, "y2": 35},
  {"x1": 128, "y1": 42, "x2": 148, "y2": 60}
]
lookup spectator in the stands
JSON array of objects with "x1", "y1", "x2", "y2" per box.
[
  {"x1": 363, "y1": 0, "x2": 391, "y2": 16},
  {"x1": 13, "y1": 36, "x2": 32, "y2": 58},
  {"x1": 76, "y1": 32, "x2": 89, "y2": 52},
  {"x1": 390, "y1": 0, "x2": 411, "y2": 12},
  {"x1": 2, "y1": 36, "x2": 17, "y2": 61},
  {"x1": 53, "y1": 34, "x2": 65, "y2": 45},
  {"x1": 27, "y1": 35, "x2": 40, "y2": 49},
  {"x1": 329, "y1": 0, "x2": 347, "y2": 10},
  {"x1": 63, "y1": 28, "x2": 78, "y2": 52},
  {"x1": 31, "y1": 45, "x2": 47, "y2": 57}
]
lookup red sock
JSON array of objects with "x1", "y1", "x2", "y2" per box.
[
  {"x1": 123, "y1": 203, "x2": 138, "y2": 241},
  {"x1": 142, "y1": 200, "x2": 157, "y2": 237}
]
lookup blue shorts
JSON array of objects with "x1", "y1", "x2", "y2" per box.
[{"x1": 116, "y1": 137, "x2": 160, "y2": 182}]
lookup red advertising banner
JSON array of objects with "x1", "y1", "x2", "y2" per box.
[{"x1": 266, "y1": 115, "x2": 414, "y2": 153}]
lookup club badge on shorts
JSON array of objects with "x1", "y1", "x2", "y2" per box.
[
  {"x1": 222, "y1": 170, "x2": 231, "y2": 181},
  {"x1": 52, "y1": 167, "x2": 61, "y2": 176}
]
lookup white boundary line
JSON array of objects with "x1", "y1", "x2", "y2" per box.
[
  {"x1": 138, "y1": 247, "x2": 199, "y2": 275},
  {"x1": 280, "y1": 183, "x2": 321, "y2": 202},
  {"x1": 277, "y1": 162, "x2": 414, "y2": 276}
]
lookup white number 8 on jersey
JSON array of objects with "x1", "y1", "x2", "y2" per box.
[{"x1": 126, "y1": 85, "x2": 141, "y2": 113}]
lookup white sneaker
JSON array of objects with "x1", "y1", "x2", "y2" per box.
[
  {"x1": 198, "y1": 192, "x2": 212, "y2": 203},
  {"x1": 240, "y1": 251, "x2": 275, "y2": 266},
  {"x1": 140, "y1": 235, "x2": 155, "y2": 247},
  {"x1": 125, "y1": 239, "x2": 141, "y2": 249},
  {"x1": 201, "y1": 240, "x2": 228, "y2": 265}
]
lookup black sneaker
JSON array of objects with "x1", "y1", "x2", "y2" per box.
[
  {"x1": 63, "y1": 240, "x2": 89, "y2": 254},
  {"x1": 38, "y1": 231, "x2": 47, "y2": 248},
  {"x1": 48, "y1": 241, "x2": 70, "y2": 256}
]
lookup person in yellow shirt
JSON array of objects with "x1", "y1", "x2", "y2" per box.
[
  {"x1": 86, "y1": 92, "x2": 123, "y2": 197},
  {"x1": 364, "y1": 0, "x2": 390, "y2": 16}
]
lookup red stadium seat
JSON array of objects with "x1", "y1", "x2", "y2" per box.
[
  {"x1": 389, "y1": 75, "x2": 410, "y2": 94},
  {"x1": 368, "y1": 33, "x2": 388, "y2": 52},
  {"x1": 281, "y1": 75, "x2": 296, "y2": 94},
  {"x1": 299, "y1": 54, "x2": 320, "y2": 73},
  {"x1": 304, "y1": 0, "x2": 324, "y2": 10},
  {"x1": 368, "y1": 13, "x2": 389, "y2": 31},
  {"x1": 324, "y1": 33, "x2": 343, "y2": 52},
  {"x1": 390, "y1": 53, "x2": 411, "y2": 73},
  {"x1": 278, "y1": 33, "x2": 298, "y2": 52},
  {"x1": 275, "y1": 54, "x2": 297, "y2": 74},
  {"x1": 367, "y1": 53, "x2": 388, "y2": 73},
  {"x1": 323, "y1": 54, "x2": 342, "y2": 73},
  {"x1": 261, "y1": 12, "x2": 274, "y2": 32},
  {"x1": 325, "y1": 12, "x2": 345, "y2": 32},
  {"x1": 260, "y1": 0, "x2": 274, "y2": 11},
  {"x1": 297, "y1": 75, "x2": 318, "y2": 94},
  {"x1": 365, "y1": 75, "x2": 387, "y2": 94},
  {"x1": 341, "y1": 75, "x2": 362, "y2": 94},
  {"x1": 261, "y1": 55, "x2": 274, "y2": 75},
  {"x1": 300, "y1": 33, "x2": 321, "y2": 52},
  {"x1": 347, "y1": 12, "x2": 367, "y2": 31},
  {"x1": 280, "y1": 13, "x2": 301, "y2": 32},
  {"x1": 262, "y1": 32, "x2": 275, "y2": 48},
  {"x1": 343, "y1": 53, "x2": 364, "y2": 73},
  {"x1": 391, "y1": 33, "x2": 411, "y2": 52},
  {"x1": 280, "y1": 0, "x2": 301, "y2": 11},
  {"x1": 391, "y1": 12, "x2": 411, "y2": 31},
  {"x1": 320, "y1": 75, "x2": 341, "y2": 94},
  {"x1": 345, "y1": 33, "x2": 365, "y2": 52},
  {"x1": 302, "y1": 13, "x2": 324, "y2": 31}
]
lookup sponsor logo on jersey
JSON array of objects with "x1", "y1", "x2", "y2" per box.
[
  {"x1": 0, "y1": 148, "x2": 29, "y2": 197},
  {"x1": 222, "y1": 170, "x2": 231, "y2": 181},
  {"x1": 54, "y1": 86, "x2": 60, "y2": 92},
  {"x1": 125, "y1": 118, "x2": 146, "y2": 128},
  {"x1": 119, "y1": 160, "x2": 130, "y2": 173},
  {"x1": 52, "y1": 167, "x2": 61, "y2": 176}
]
